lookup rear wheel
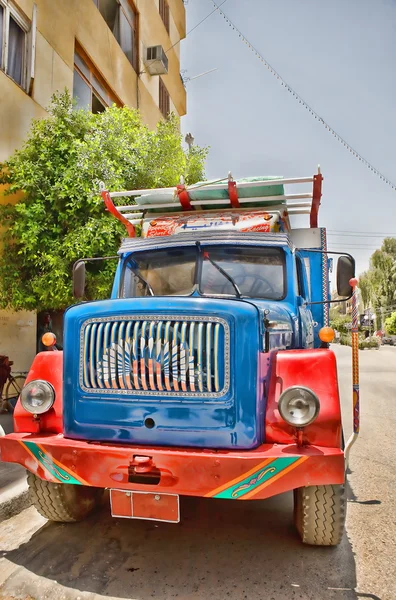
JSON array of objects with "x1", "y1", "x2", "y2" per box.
[
  {"x1": 27, "y1": 472, "x2": 103, "y2": 522},
  {"x1": 294, "y1": 483, "x2": 346, "y2": 546}
]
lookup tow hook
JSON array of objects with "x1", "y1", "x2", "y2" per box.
[
  {"x1": 133, "y1": 455, "x2": 154, "y2": 473},
  {"x1": 128, "y1": 456, "x2": 161, "y2": 484}
]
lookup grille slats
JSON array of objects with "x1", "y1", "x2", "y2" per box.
[
  {"x1": 117, "y1": 321, "x2": 126, "y2": 390},
  {"x1": 89, "y1": 324, "x2": 97, "y2": 389},
  {"x1": 189, "y1": 323, "x2": 196, "y2": 392},
  {"x1": 206, "y1": 323, "x2": 212, "y2": 392},
  {"x1": 84, "y1": 323, "x2": 92, "y2": 388},
  {"x1": 172, "y1": 322, "x2": 180, "y2": 392},
  {"x1": 103, "y1": 323, "x2": 111, "y2": 389},
  {"x1": 96, "y1": 323, "x2": 104, "y2": 389},
  {"x1": 197, "y1": 323, "x2": 204, "y2": 392},
  {"x1": 81, "y1": 316, "x2": 229, "y2": 398},
  {"x1": 140, "y1": 321, "x2": 148, "y2": 391}
]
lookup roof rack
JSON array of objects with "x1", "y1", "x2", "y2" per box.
[{"x1": 100, "y1": 167, "x2": 323, "y2": 237}]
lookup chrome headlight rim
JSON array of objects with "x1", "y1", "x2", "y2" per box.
[
  {"x1": 278, "y1": 385, "x2": 320, "y2": 427},
  {"x1": 20, "y1": 380, "x2": 55, "y2": 415}
]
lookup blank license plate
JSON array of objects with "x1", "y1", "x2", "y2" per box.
[{"x1": 110, "y1": 489, "x2": 180, "y2": 523}]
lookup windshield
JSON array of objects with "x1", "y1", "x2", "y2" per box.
[{"x1": 122, "y1": 245, "x2": 285, "y2": 300}]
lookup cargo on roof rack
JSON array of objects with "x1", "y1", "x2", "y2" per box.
[{"x1": 100, "y1": 167, "x2": 323, "y2": 237}]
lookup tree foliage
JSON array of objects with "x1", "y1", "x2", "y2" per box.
[
  {"x1": 357, "y1": 237, "x2": 396, "y2": 328},
  {"x1": 385, "y1": 312, "x2": 396, "y2": 335},
  {"x1": 330, "y1": 313, "x2": 351, "y2": 334},
  {"x1": 0, "y1": 92, "x2": 208, "y2": 311}
]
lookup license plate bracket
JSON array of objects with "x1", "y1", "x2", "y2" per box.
[{"x1": 110, "y1": 489, "x2": 180, "y2": 523}]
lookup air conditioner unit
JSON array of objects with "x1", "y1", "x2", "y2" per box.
[{"x1": 144, "y1": 45, "x2": 169, "y2": 76}]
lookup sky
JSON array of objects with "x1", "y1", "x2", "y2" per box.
[{"x1": 180, "y1": 0, "x2": 396, "y2": 276}]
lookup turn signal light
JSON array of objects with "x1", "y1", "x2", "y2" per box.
[
  {"x1": 42, "y1": 332, "x2": 57, "y2": 347},
  {"x1": 318, "y1": 327, "x2": 335, "y2": 343}
]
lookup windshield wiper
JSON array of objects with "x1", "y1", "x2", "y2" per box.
[
  {"x1": 130, "y1": 267, "x2": 155, "y2": 297},
  {"x1": 203, "y1": 253, "x2": 242, "y2": 298}
]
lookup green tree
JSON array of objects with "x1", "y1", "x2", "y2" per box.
[
  {"x1": 384, "y1": 312, "x2": 396, "y2": 335},
  {"x1": 357, "y1": 238, "x2": 396, "y2": 328},
  {"x1": 358, "y1": 271, "x2": 373, "y2": 309},
  {"x1": 330, "y1": 313, "x2": 351, "y2": 334},
  {"x1": 0, "y1": 92, "x2": 208, "y2": 311}
]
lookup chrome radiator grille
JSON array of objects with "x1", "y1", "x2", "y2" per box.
[{"x1": 80, "y1": 316, "x2": 229, "y2": 398}]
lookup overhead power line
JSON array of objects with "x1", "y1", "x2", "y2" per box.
[
  {"x1": 210, "y1": 1, "x2": 396, "y2": 192},
  {"x1": 327, "y1": 239, "x2": 392, "y2": 246},
  {"x1": 328, "y1": 230, "x2": 396, "y2": 237},
  {"x1": 161, "y1": 0, "x2": 229, "y2": 58},
  {"x1": 139, "y1": 0, "x2": 228, "y2": 76}
]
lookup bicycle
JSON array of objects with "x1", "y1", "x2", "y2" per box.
[{"x1": 0, "y1": 355, "x2": 27, "y2": 413}]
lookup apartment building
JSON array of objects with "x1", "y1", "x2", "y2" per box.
[{"x1": 0, "y1": 0, "x2": 186, "y2": 372}]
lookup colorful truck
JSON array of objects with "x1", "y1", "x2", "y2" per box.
[{"x1": 0, "y1": 170, "x2": 359, "y2": 545}]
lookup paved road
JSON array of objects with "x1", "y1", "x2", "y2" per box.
[
  {"x1": 0, "y1": 413, "x2": 25, "y2": 491},
  {"x1": 0, "y1": 345, "x2": 394, "y2": 600}
]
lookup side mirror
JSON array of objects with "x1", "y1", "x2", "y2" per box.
[
  {"x1": 73, "y1": 260, "x2": 86, "y2": 299},
  {"x1": 337, "y1": 255, "x2": 355, "y2": 297}
]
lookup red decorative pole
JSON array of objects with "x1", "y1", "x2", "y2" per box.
[
  {"x1": 101, "y1": 189, "x2": 136, "y2": 237},
  {"x1": 345, "y1": 277, "x2": 360, "y2": 467},
  {"x1": 310, "y1": 167, "x2": 323, "y2": 228}
]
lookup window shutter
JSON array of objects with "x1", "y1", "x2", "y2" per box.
[{"x1": 27, "y1": 2, "x2": 37, "y2": 94}]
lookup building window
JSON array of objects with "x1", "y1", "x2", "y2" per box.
[
  {"x1": 0, "y1": 0, "x2": 29, "y2": 89},
  {"x1": 93, "y1": 0, "x2": 138, "y2": 72},
  {"x1": 159, "y1": 77, "x2": 170, "y2": 118},
  {"x1": 159, "y1": 0, "x2": 170, "y2": 34},
  {"x1": 73, "y1": 50, "x2": 120, "y2": 113}
]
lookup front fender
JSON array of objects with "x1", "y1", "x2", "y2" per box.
[
  {"x1": 265, "y1": 349, "x2": 342, "y2": 447},
  {"x1": 14, "y1": 351, "x2": 63, "y2": 434}
]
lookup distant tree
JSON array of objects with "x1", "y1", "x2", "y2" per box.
[
  {"x1": 357, "y1": 238, "x2": 396, "y2": 328},
  {"x1": 358, "y1": 272, "x2": 373, "y2": 309},
  {"x1": 384, "y1": 312, "x2": 396, "y2": 335},
  {"x1": 330, "y1": 314, "x2": 351, "y2": 334},
  {"x1": 0, "y1": 92, "x2": 209, "y2": 311}
]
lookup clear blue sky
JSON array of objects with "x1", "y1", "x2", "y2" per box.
[{"x1": 181, "y1": 0, "x2": 396, "y2": 276}]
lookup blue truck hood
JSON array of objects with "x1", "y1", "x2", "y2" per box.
[{"x1": 63, "y1": 296, "x2": 265, "y2": 450}]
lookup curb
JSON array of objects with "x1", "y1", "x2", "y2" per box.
[{"x1": 0, "y1": 477, "x2": 31, "y2": 522}]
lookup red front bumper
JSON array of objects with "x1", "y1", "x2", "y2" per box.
[{"x1": 0, "y1": 433, "x2": 345, "y2": 500}]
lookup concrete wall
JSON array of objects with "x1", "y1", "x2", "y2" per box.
[
  {"x1": 0, "y1": 310, "x2": 37, "y2": 373},
  {"x1": 0, "y1": 0, "x2": 186, "y2": 160}
]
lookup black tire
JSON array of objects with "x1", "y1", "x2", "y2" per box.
[
  {"x1": 27, "y1": 472, "x2": 103, "y2": 522},
  {"x1": 294, "y1": 483, "x2": 346, "y2": 546}
]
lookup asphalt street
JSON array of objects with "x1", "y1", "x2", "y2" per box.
[
  {"x1": 0, "y1": 345, "x2": 394, "y2": 600},
  {"x1": 0, "y1": 413, "x2": 25, "y2": 490}
]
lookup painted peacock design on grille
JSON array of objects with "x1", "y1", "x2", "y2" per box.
[{"x1": 96, "y1": 338, "x2": 197, "y2": 390}]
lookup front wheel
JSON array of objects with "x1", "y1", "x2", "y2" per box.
[
  {"x1": 294, "y1": 483, "x2": 346, "y2": 545},
  {"x1": 27, "y1": 472, "x2": 103, "y2": 522}
]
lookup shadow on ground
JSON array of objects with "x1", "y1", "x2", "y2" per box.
[{"x1": 3, "y1": 490, "x2": 362, "y2": 600}]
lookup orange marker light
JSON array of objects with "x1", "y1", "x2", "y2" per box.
[
  {"x1": 319, "y1": 327, "x2": 335, "y2": 343},
  {"x1": 42, "y1": 332, "x2": 56, "y2": 347}
]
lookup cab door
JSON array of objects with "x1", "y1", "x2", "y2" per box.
[{"x1": 296, "y1": 255, "x2": 314, "y2": 348}]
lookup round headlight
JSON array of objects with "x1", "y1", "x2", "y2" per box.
[
  {"x1": 278, "y1": 386, "x2": 320, "y2": 427},
  {"x1": 20, "y1": 380, "x2": 55, "y2": 415}
]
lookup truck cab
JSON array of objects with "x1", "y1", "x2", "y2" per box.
[{"x1": 0, "y1": 171, "x2": 356, "y2": 545}]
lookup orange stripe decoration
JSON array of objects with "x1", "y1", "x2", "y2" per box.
[
  {"x1": 241, "y1": 456, "x2": 308, "y2": 500},
  {"x1": 35, "y1": 443, "x2": 91, "y2": 486},
  {"x1": 205, "y1": 458, "x2": 274, "y2": 498},
  {"x1": 18, "y1": 440, "x2": 58, "y2": 484},
  {"x1": 208, "y1": 456, "x2": 306, "y2": 500},
  {"x1": 19, "y1": 440, "x2": 89, "y2": 485}
]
